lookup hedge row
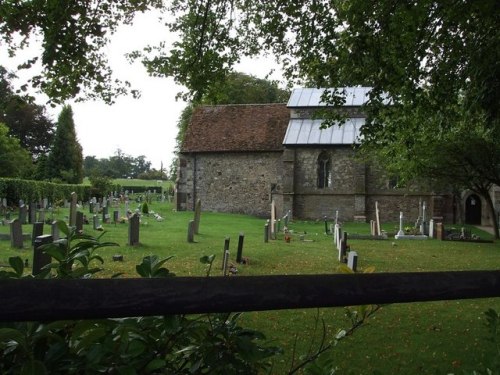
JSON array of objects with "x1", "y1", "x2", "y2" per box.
[{"x1": 0, "y1": 178, "x2": 93, "y2": 207}]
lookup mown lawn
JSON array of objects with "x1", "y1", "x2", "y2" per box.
[{"x1": 0, "y1": 201, "x2": 499, "y2": 374}]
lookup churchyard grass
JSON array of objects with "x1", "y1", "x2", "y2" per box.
[{"x1": 0, "y1": 201, "x2": 498, "y2": 374}]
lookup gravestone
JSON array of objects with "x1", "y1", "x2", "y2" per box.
[
  {"x1": 93, "y1": 215, "x2": 100, "y2": 230},
  {"x1": 270, "y1": 200, "x2": 276, "y2": 240},
  {"x1": 338, "y1": 232, "x2": 348, "y2": 263},
  {"x1": 51, "y1": 221, "x2": 60, "y2": 241},
  {"x1": 187, "y1": 220, "x2": 195, "y2": 243},
  {"x1": 42, "y1": 198, "x2": 48, "y2": 210},
  {"x1": 10, "y1": 218, "x2": 23, "y2": 248},
  {"x1": 264, "y1": 221, "x2": 269, "y2": 243},
  {"x1": 347, "y1": 251, "x2": 358, "y2": 272},
  {"x1": 236, "y1": 233, "x2": 245, "y2": 263},
  {"x1": 128, "y1": 213, "x2": 140, "y2": 246},
  {"x1": 76, "y1": 211, "x2": 84, "y2": 233},
  {"x1": 28, "y1": 202, "x2": 37, "y2": 224},
  {"x1": 429, "y1": 219, "x2": 435, "y2": 238},
  {"x1": 33, "y1": 234, "x2": 53, "y2": 275},
  {"x1": 397, "y1": 212, "x2": 405, "y2": 237},
  {"x1": 222, "y1": 250, "x2": 230, "y2": 276},
  {"x1": 102, "y1": 206, "x2": 109, "y2": 223},
  {"x1": 222, "y1": 237, "x2": 230, "y2": 270},
  {"x1": 420, "y1": 202, "x2": 428, "y2": 235},
  {"x1": 31, "y1": 222, "x2": 44, "y2": 245},
  {"x1": 193, "y1": 199, "x2": 201, "y2": 234},
  {"x1": 89, "y1": 202, "x2": 94, "y2": 214},
  {"x1": 113, "y1": 210, "x2": 119, "y2": 223},
  {"x1": 18, "y1": 204, "x2": 27, "y2": 224},
  {"x1": 69, "y1": 192, "x2": 77, "y2": 227},
  {"x1": 375, "y1": 201, "x2": 381, "y2": 236},
  {"x1": 436, "y1": 222, "x2": 444, "y2": 240}
]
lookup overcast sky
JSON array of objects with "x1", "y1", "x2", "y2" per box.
[{"x1": 2, "y1": 11, "x2": 283, "y2": 170}]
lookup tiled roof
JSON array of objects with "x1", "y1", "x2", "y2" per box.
[{"x1": 181, "y1": 104, "x2": 289, "y2": 153}]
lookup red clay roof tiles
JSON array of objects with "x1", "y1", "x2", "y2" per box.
[{"x1": 181, "y1": 104, "x2": 289, "y2": 153}]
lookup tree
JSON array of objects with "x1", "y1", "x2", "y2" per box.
[
  {"x1": 0, "y1": 122, "x2": 33, "y2": 178},
  {"x1": 0, "y1": 66, "x2": 55, "y2": 158},
  {"x1": 47, "y1": 105, "x2": 83, "y2": 184}
]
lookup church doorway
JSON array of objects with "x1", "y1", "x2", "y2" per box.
[{"x1": 465, "y1": 194, "x2": 482, "y2": 225}]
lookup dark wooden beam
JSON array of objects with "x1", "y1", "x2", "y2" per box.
[{"x1": 1, "y1": 271, "x2": 499, "y2": 322}]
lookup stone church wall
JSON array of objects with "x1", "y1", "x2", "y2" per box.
[{"x1": 177, "y1": 152, "x2": 283, "y2": 217}]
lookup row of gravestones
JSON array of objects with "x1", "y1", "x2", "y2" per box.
[{"x1": 8, "y1": 211, "x2": 142, "y2": 249}]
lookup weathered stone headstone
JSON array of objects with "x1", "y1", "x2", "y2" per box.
[
  {"x1": 221, "y1": 237, "x2": 230, "y2": 270},
  {"x1": 113, "y1": 210, "x2": 119, "y2": 223},
  {"x1": 270, "y1": 200, "x2": 276, "y2": 239},
  {"x1": 102, "y1": 206, "x2": 109, "y2": 223},
  {"x1": 28, "y1": 202, "x2": 37, "y2": 224},
  {"x1": 18, "y1": 204, "x2": 27, "y2": 224},
  {"x1": 375, "y1": 201, "x2": 381, "y2": 236},
  {"x1": 33, "y1": 234, "x2": 53, "y2": 275},
  {"x1": 42, "y1": 198, "x2": 48, "y2": 209},
  {"x1": 76, "y1": 211, "x2": 84, "y2": 233},
  {"x1": 93, "y1": 215, "x2": 100, "y2": 230},
  {"x1": 94, "y1": 202, "x2": 100, "y2": 214},
  {"x1": 420, "y1": 202, "x2": 428, "y2": 235},
  {"x1": 436, "y1": 222, "x2": 444, "y2": 240},
  {"x1": 397, "y1": 212, "x2": 405, "y2": 237},
  {"x1": 236, "y1": 233, "x2": 245, "y2": 263},
  {"x1": 338, "y1": 232, "x2": 348, "y2": 263},
  {"x1": 347, "y1": 251, "x2": 358, "y2": 271},
  {"x1": 193, "y1": 199, "x2": 201, "y2": 234},
  {"x1": 51, "y1": 221, "x2": 60, "y2": 241},
  {"x1": 187, "y1": 220, "x2": 195, "y2": 243},
  {"x1": 429, "y1": 219, "x2": 435, "y2": 238},
  {"x1": 264, "y1": 222, "x2": 269, "y2": 243},
  {"x1": 128, "y1": 213, "x2": 140, "y2": 246},
  {"x1": 69, "y1": 192, "x2": 77, "y2": 227},
  {"x1": 10, "y1": 218, "x2": 23, "y2": 248},
  {"x1": 38, "y1": 210, "x2": 46, "y2": 223},
  {"x1": 222, "y1": 250, "x2": 230, "y2": 276},
  {"x1": 31, "y1": 222, "x2": 44, "y2": 245}
]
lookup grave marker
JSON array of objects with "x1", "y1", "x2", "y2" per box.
[
  {"x1": 28, "y1": 202, "x2": 36, "y2": 224},
  {"x1": 347, "y1": 251, "x2": 358, "y2": 272},
  {"x1": 264, "y1": 221, "x2": 269, "y2": 243},
  {"x1": 270, "y1": 200, "x2": 276, "y2": 239},
  {"x1": 375, "y1": 201, "x2": 381, "y2": 236},
  {"x1": 128, "y1": 214, "x2": 140, "y2": 246},
  {"x1": 31, "y1": 222, "x2": 44, "y2": 245},
  {"x1": 429, "y1": 219, "x2": 435, "y2": 238},
  {"x1": 69, "y1": 192, "x2": 77, "y2": 227},
  {"x1": 113, "y1": 210, "x2": 119, "y2": 224},
  {"x1": 222, "y1": 237, "x2": 230, "y2": 270},
  {"x1": 10, "y1": 218, "x2": 23, "y2": 248},
  {"x1": 18, "y1": 204, "x2": 27, "y2": 224},
  {"x1": 51, "y1": 221, "x2": 60, "y2": 241},
  {"x1": 397, "y1": 212, "x2": 405, "y2": 237},
  {"x1": 76, "y1": 212, "x2": 84, "y2": 233},
  {"x1": 222, "y1": 250, "x2": 230, "y2": 276},
  {"x1": 33, "y1": 234, "x2": 53, "y2": 275},
  {"x1": 236, "y1": 233, "x2": 245, "y2": 264},
  {"x1": 93, "y1": 215, "x2": 100, "y2": 230},
  {"x1": 102, "y1": 206, "x2": 109, "y2": 223}
]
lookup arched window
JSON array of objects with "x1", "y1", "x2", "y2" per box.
[{"x1": 317, "y1": 152, "x2": 331, "y2": 188}]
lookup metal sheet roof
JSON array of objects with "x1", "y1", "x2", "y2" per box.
[
  {"x1": 287, "y1": 87, "x2": 372, "y2": 107},
  {"x1": 283, "y1": 118, "x2": 365, "y2": 145}
]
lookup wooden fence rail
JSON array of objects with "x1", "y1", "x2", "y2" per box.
[{"x1": 1, "y1": 270, "x2": 499, "y2": 322}]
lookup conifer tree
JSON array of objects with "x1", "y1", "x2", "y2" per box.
[{"x1": 47, "y1": 105, "x2": 83, "y2": 184}]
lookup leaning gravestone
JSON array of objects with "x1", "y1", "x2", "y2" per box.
[
  {"x1": 10, "y1": 218, "x2": 23, "y2": 248},
  {"x1": 69, "y1": 192, "x2": 77, "y2": 227},
  {"x1": 128, "y1": 213, "x2": 140, "y2": 246},
  {"x1": 31, "y1": 222, "x2": 44, "y2": 245},
  {"x1": 193, "y1": 199, "x2": 201, "y2": 234},
  {"x1": 33, "y1": 234, "x2": 53, "y2": 275}
]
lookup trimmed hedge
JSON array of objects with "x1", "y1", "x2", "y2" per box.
[{"x1": 0, "y1": 178, "x2": 93, "y2": 207}]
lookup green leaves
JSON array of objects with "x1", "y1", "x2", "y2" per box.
[{"x1": 135, "y1": 255, "x2": 175, "y2": 278}]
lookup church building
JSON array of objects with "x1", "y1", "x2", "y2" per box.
[{"x1": 175, "y1": 87, "x2": 459, "y2": 223}]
